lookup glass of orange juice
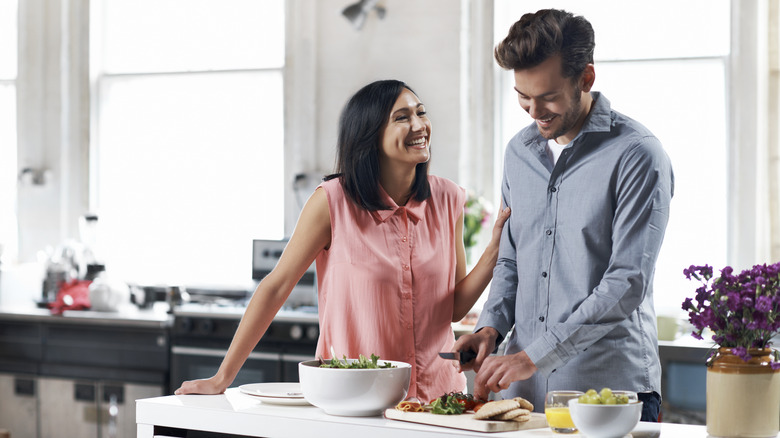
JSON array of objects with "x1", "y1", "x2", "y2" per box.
[{"x1": 545, "y1": 390, "x2": 583, "y2": 433}]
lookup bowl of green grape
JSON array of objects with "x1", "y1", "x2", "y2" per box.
[{"x1": 568, "y1": 388, "x2": 642, "y2": 438}]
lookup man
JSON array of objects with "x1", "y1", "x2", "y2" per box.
[{"x1": 453, "y1": 9, "x2": 673, "y2": 422}]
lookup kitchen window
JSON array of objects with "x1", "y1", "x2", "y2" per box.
[
  {"x1": 91, "y1": 0, "x2": 285, "y2": 287},
  {"x1": 494, "y1": 0, "x2": 736, "y2": 315},
  {"x1": 0, "y1": 0, "x2": 17, "y2": 263}
]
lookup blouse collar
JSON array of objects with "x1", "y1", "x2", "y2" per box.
[{"x1": 373, "y1": 184, "x2": 426, "y2": 223}]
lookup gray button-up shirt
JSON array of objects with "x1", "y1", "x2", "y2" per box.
[{"x1": 476, "y1": 92, "x2": 673, "y2": 411}]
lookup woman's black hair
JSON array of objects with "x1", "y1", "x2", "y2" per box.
[{"x1": 323, "y1": 79, "x2": 431, "y2": 210}]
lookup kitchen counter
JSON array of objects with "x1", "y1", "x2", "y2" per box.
[
  {"x1": 137, "y1": 388, "x2": 712, "y2": 438},
  {"x1": 0, "y1": 302, "x2": 172, "y2": 328}
]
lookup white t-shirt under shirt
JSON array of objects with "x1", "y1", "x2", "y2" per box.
[{"x1": 547, "y1": 139, "x2": 568, "y2": 165}]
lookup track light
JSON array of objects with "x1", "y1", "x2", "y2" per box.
[{"x1": 342, "y1": 0, "x2": 386, "y2": 30}]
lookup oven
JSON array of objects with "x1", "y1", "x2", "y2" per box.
[{"x1": 170, "y1": 306, "x2": 319, "y2": 394}]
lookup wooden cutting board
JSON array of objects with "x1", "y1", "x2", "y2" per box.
[{"x1": 384, "y1": 409, "x2": 548, "y2": 433}]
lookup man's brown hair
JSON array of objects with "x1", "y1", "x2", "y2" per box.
[{"x1": 494, "y1": 9, "x2": 595, "y2": 80}]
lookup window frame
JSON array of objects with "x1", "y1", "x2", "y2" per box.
[
  {"x1": 12, "y1": 0, "x2": 315, "y2": 264},
  {"x1": 488, "y1": 0, "x2": 774, "y2": 274}
]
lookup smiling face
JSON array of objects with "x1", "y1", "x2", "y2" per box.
[
  {"x1": 513, "y1": 55, "x2": 594, "y2": 144},
  {"x1": 379, "y1": 88, "x2": 431, "y2": 169}
]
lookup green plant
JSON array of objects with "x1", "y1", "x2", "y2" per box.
[{"x1": 463, "y1": 193, "x2": 490, "y2": 249}]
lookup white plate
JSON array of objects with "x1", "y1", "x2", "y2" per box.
[{"x1": 239, "y1": 383, "x2": 311, "y2": 406}]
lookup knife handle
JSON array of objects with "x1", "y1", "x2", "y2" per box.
[{"x1": 459, "y1": 349, "x2": 477, "y2": 364}]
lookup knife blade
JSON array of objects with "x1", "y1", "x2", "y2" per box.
[{"x1": 438, "y1": 349, "x2": 477, "y2": 365}]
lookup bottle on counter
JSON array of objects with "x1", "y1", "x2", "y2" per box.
[
  {"x1": 79, "y1": 214, "x2": 102, "y2": 272},
  {"x1": 84, "y1": 263, "x2": 106, "y2": 282}
]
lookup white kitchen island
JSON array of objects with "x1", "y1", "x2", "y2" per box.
[{"x1": 137, "y1": 388, "x2": 714, "y2": 438}]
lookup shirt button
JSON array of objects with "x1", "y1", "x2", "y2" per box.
[
  {"x1": 406, "y1": 323, "x2": 412, "y2": 329},
  {"x1": 545, "y1": 229, "x2": 552, "y2": 236},
  {"x1": 550, "y1": 187, "x2": 557, "y2": 193},
  {"x1": 539, "y1": 316, "x2": 545, "y2": 322},
  {"x1": 401, "y1": 236, "x2": 407, "y2": 242},
  {"x1": 541, "y1": 272, "x2": 548, "y2": 278},
  {"x1": 403, "y1": 265, "x2": 410, "y2": 271}
]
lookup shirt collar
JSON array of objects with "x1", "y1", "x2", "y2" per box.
[
  {"x1": 372, "y1": 184, "x2": 426, "y2": 223},
  {"x1": 521, "y1": 91, "x2": 613, "y2": 147}
]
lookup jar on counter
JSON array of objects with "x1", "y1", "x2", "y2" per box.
[{"x1": 706, "y1": 347, "x2": 780, "y2": 437}]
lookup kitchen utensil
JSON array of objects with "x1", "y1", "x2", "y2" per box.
[
  {"x1": 384, "y1": 409, "x2": 548, "y2": 433},
  {"x1": 438, "y1": 349, "x2": 477, "y2": 365}
]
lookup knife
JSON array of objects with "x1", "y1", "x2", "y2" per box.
[{"x1": 438, "y1": 349, "x2": 477, "y2": 365}]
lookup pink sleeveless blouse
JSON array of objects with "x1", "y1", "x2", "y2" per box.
[{"x1": 315, "y1": 175, "x2": 467, "y2": 402}]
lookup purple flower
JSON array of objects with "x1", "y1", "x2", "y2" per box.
[
  {"x1": 682, "y1": 261, "x2": 780, "y2": 354},
  {"x1": 731, "y1": 346, "x2": 751, "y2": 362},
  {"x1": 756, "y1": 295, "x2": 773, "y2": 312}
]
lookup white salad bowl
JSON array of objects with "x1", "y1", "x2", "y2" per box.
[
  {"x1": 298, "y1": 359, "x2": 411, "y2": 416},
  {"x1": 568, "y1": 398, "x2": 643, "y2": 438}
]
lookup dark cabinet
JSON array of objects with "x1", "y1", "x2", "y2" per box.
[{"x1": 0, "y1": 315, "x2": 170, "y2": 438}]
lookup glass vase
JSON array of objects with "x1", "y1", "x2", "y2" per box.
[{"x1": 706, "y1": 347, "x2": 780, "y2": 437}]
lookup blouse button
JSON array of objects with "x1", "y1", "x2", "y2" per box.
[
  {"x1": 401, "y1": 236, "x2": 407, "y2": 242},
  {"x1": 403, "y1": 265, "x2": 410, "y2": 271}
]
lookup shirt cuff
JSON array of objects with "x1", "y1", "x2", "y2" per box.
[
  {"x1": 474, "y1": 310, "x2": 513, "y2": 353},
  {"x1": 523, "y1": 336, "x2": 566, "y2": 377}
]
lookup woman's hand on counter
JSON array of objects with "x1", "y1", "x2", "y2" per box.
[{"x1": 174, "y1": 375, "x2": 228, "y2": 395}]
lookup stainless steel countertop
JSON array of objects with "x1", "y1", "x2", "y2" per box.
[
  {"x1": 172, "y1": 302, "x2": 319, "y2": 323},
  {"x1": 0, "y1": 303, "x2": 173, "y2": 328},
  {"x1": 0, "y1": 301, "x2": 321, "y2": 327}
]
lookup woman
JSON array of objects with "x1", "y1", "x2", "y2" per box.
[{"x1": 175, "y1": 80, "x2": 510, "y2": 402}]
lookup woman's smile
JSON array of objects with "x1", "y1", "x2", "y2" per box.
[{"x1": 380, "y1": 88, "x2": 432, "y2": 167}]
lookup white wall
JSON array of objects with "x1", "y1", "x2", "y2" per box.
[
  {"x1": 313, "y1": 0, "x2": 463, "y2": 177},
  {"x1": 284, "y1": 0, "x2": 495, "y2": 234}
]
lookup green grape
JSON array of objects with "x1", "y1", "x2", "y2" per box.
[
  {"x1": 579, "y1": 388, "x2": 632, "y2": 405},
  {"x1": 587, "y1": 394, "x2": 602, "y2": 404}
]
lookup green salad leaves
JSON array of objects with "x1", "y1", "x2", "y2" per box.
[
  {"x1": 318, "y1": 353, "x2": 396, "y2": 369},
  {"x1": 429, "y1": 394, "x2": 466, "y2": 415}
]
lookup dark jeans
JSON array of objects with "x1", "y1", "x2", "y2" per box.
[{"x1": 638, "y1": 391, "x2": 662, "y2": 422}]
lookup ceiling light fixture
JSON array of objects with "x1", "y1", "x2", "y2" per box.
[{"x1": 341, "y1": 0, "x2": 386, "y2": 31}]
